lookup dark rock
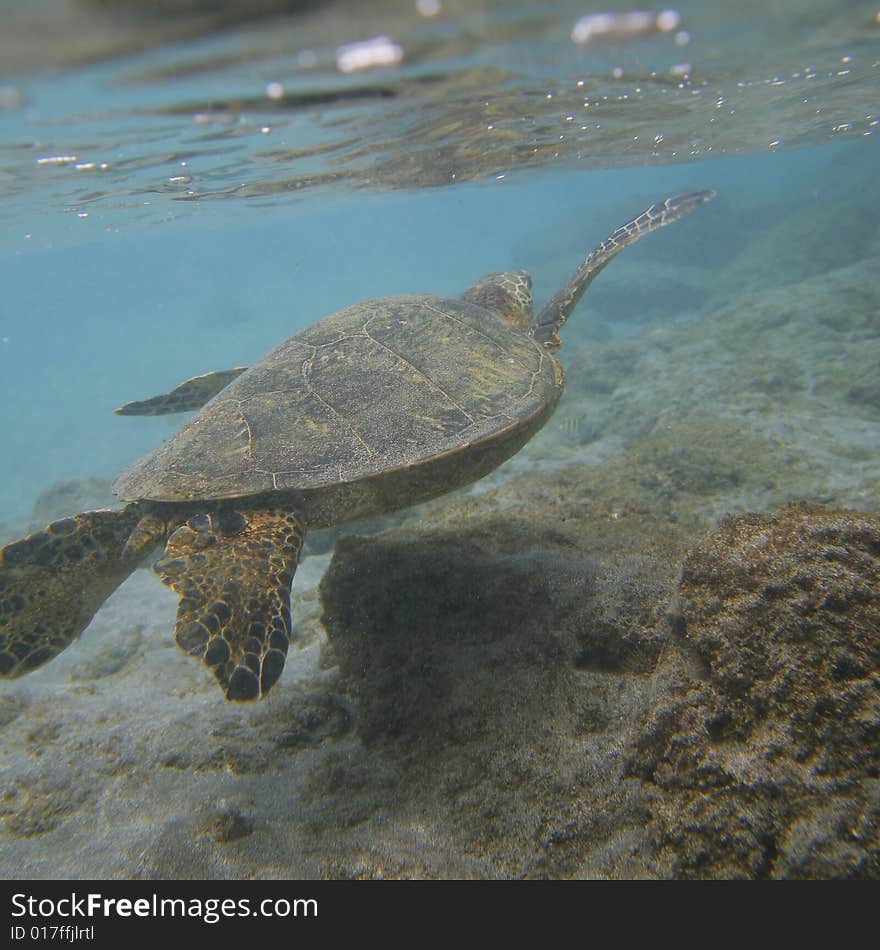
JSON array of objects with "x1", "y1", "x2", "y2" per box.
[
  {"x1": 630, "y1": 504, "x2": 880, "y2": 879},
  {"x1": 207, "y1": 804, "x2": 254, "y2": 843}
]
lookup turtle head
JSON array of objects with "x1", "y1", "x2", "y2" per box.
[{"x1": 461, "y1": 269, "x2": 533, "y2": 329}]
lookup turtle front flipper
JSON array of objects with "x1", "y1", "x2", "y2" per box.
[
  {"x1": 533, "y1": 189, "x2": 715, "y2": 350},
  {"x1": 154, "y1": 507, "x2": 304, "y2": 701},
  {"x1": 0, "y1": 505, "x2": 165, "y2": 678},
  {"x1": 114, "y1": 367, "x2": 248, "y2": 416}
]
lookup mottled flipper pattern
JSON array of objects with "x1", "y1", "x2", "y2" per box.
[
  {"x1": 154, "y1": 507, "x2": 304, "y2": 700},
  {"x1": 0, "y1": 505, "x2": 161, "y2": 677},
  {"x1": 115, "y1": 367, "x2": 248, "y2": 416},
  {"x1": 533, "y1": 189, "x2": 715, "y2": 349}
]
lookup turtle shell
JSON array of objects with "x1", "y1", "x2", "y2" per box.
[{"x1": 113, "y1": 294, "x2": 561, "y2": 506}]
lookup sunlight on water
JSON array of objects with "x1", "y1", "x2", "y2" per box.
[{"x1": 1, "y1": 0, "x2": 878, "y2": 219}]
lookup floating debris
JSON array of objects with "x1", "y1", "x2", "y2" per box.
[
  {"x1": 36, "y1": 156, "x2": 79, "y2": 167},
  {"x1": 572, "y1": 9, "x2": 682, "y2": 45},
  {"x1": 336, "y1": 36, "x2": 403, "y2": 74}
]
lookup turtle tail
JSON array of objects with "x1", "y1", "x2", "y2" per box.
[
  {"x1": 0, "y1": 505, "x2": 165, "y2": 678},
  {"x1": 153, "y1": 507, "x2": 304, "y2": 701}
]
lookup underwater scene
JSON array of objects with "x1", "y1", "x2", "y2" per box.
[{"x1": 0, "y1": 0, "x2": 878, "y2": 879}]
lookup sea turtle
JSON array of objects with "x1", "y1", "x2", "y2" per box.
[{"x1": 0, "y1": 190, "x2": 713, "y2": 701}]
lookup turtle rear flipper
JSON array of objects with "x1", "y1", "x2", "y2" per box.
[
  {"x1": 154, "y1": 507, "x2": 304, "y2": 701},
  {"x1": 114, "y1": 367, "x2": 248, "y2": 416},
  {"x1": 0, "y1": 505, "x2": 163, "y2": 678}
]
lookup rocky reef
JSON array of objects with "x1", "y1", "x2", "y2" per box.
[{"x1": 634, "y1": 504, "x2": 880, "y2": 878}]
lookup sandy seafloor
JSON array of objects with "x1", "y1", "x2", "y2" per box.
[{"x1": 0, "y1": 2, "x2": 879, "y2": 880}]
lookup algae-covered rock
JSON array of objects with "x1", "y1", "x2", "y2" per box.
[{"x1": 631, "y1": 504, "x2": 880, "y2": 879}]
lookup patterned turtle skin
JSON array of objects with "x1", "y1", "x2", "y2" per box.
[{"x1": 0, "y1": 190, "x2": 714, "y2": 701}]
